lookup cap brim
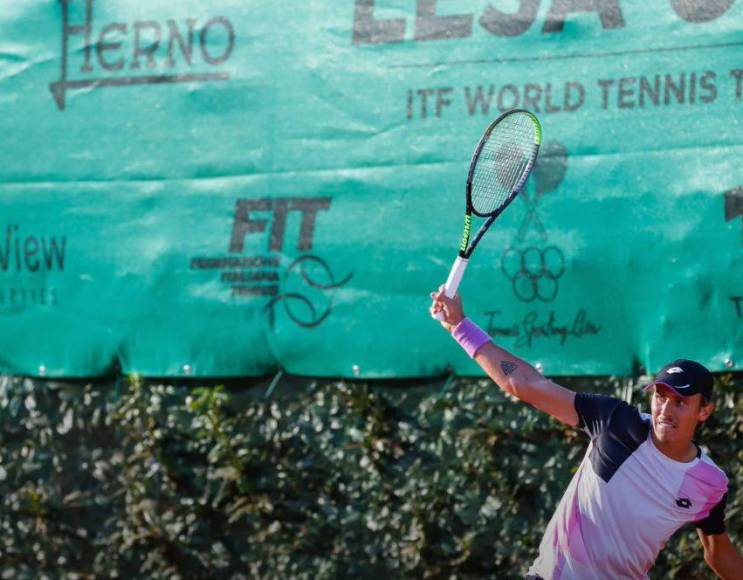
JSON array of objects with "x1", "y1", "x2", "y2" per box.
[{"x1": 644, "y1": 381, "x2": 697, "y2": 397}]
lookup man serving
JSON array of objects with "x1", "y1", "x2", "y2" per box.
[{"x1": 430, "y1": 288, "x2": 742, "y2": 579}]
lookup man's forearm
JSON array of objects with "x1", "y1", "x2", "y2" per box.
[
  {"x1": 701, "y1": 531, "x2": 743, "y2": 580},
  {"x1": 708, "y1": 545, "x2": 743, "y2": 579},
  {"x1": 474, "y1": 341, "x2": 545, "y2": 402},
  {"x1": 448, "y1": 317, "x2": 578, "y2": 426}
]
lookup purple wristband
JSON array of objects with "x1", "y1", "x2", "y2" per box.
[{"x1": 451, "y1": 318, "x2": 491, "y2": 359}]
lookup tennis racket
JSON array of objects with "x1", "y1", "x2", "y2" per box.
[{"x1": 434, "y1": 109, "x2": 541, "y2": 319}]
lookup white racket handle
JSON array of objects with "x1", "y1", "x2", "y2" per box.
[
  {"x1": 433, "y1": 256, "x2": 469, "y2": 320},
  {"x1": 443, "y1": 256, "x2": 468, "y2": 297}
]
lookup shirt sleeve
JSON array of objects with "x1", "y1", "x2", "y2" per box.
[
  {"x1": 694, "y1": 492, "x2": 728, "y2": 535},
  {"x1": 574, "y1": 393, "x2": 623, "y2": 439}
]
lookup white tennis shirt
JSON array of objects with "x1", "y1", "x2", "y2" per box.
[{"x1": 527, "y1": 394, "x2": 728, "y2": 580}]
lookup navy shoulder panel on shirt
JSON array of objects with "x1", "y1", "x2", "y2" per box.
[
  {"x1": 574, "y1": 393, "x2": 649, "y2": 483},
  {"x1": 694, "y1": 492, "x2": 728, "y2": 535},
  {"x1": 575, "y1": 393, "x2": 622, "y2": 438}
]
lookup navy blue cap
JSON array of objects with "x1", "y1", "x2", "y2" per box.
[{"x1": 644, "y1": 359, "x2": 714, "y2": 400}]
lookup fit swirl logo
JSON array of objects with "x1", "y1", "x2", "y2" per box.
[
  {"x1": 189, "y1": 197, "x2": 353, "y2": 330},
  {"x1": 262, "y1": 256, "x2": 352, "y2": 328},
  {"x1": 502, "y1": 141, "x2": 568, "y2": 303}
]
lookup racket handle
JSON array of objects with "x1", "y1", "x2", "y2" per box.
[
  {"x1": 433, "y1": 256, "x2": 469, "y2": 321},
  {"x1": 443, "y1": 256, "x2": 468, "y2": 298}
]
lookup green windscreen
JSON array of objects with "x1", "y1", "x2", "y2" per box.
[{"x1": 0, "y1": 0, "x2": 741, "y2": 377}]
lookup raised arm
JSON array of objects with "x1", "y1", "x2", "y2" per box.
[{"x1": 430, "y1": 288, "x2": 579, "y2": 427}]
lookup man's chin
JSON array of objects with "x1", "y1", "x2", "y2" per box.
[{"x1": 653, "y1": 423, "x2": 677, "y2": 441}]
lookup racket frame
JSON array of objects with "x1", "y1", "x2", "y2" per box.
[
  {"x1": 441, "y1": 109, "x2": 541, "y2": 302},
  {"x1": 461, "y1": 108, "x2": 542, "y2": 257}
]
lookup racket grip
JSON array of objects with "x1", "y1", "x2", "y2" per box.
[
  {"x1": 433, "y1": 256, "x2": 468, "y2": 321},
  {"x1": 443, "y1": 256, "x2": 468, "y2": 298}
]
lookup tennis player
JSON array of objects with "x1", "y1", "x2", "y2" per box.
[{"x1": 430, "y1": 288, "x2": 743, "y2": 579}]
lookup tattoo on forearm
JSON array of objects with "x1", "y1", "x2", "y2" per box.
[{"x1": 500, "y1": 360, "x2": 518, "y2": 376}]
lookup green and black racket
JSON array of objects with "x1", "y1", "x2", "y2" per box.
[{"x1": 435, "y1": 109, "x2": 542, "y2": 319}]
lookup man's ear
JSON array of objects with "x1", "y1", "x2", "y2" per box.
[{"x1": 698, "y1": 401, "x2": 715, "y2": 423}]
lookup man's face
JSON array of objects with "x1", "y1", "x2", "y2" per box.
[{"x1": 650, "y1": 384, "x2": 713, "y2": 445}]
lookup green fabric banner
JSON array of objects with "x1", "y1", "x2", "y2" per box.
[{"x1": 1, "y1": 1, "x2": 742, "y2": 377}]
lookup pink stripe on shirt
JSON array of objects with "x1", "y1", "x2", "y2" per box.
[{"x1": 676, "y1": 458, "x2": 727, "y2": 521}]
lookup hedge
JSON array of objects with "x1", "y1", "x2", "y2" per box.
[{"x1": 0, "y1": 372, "x2": 740, "y2": 578}]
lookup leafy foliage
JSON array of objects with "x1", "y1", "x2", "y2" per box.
[{"x1": 0, "y1": 373, "x2": 740, "y2": 578}]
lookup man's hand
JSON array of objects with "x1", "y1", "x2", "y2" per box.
[{"x1": 429, "y1": 285, "x2": 465, "y2": 332}]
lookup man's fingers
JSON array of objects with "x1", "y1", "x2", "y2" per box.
[{"x1": 430, "y1": 289, "x2": 447, "y2": 304}]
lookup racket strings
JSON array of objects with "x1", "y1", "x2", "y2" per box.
[{"x1": 470, "y1": 113, "x2": 537, "y2": 216}]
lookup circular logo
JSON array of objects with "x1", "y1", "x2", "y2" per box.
[{"x1": 501, "y1": 245, "x2": 565, "y2": 303}]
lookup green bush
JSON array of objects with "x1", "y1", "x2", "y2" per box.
[{"x1": 0, "y1": 373, "x2": 740, "y2": 579}]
